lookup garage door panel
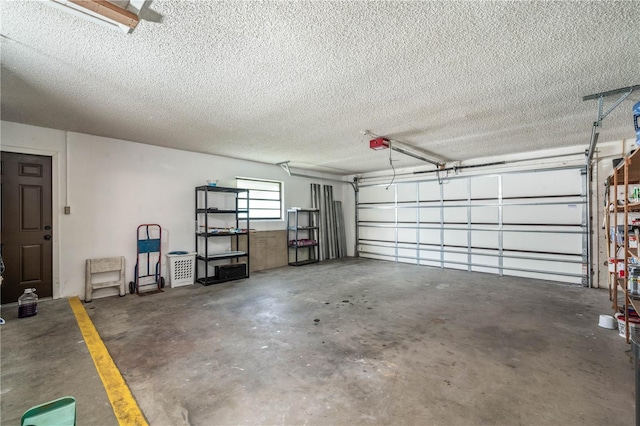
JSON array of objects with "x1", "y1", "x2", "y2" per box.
[
  {"x1": 398, "y1": 208, "x2": 417, "y2": 222},
  {"x1": 398, "y1": 248, "x2": 417, "y2": 260},
  {"x1": 471, "y1": 231, "x2": 499, "y2": 249},
  {"x1": 360, "y1": 244, "x2": 395, "y2": 257},
  {"x1": 419, "y1": 229, "x2": 441, "y2": 245},
  {"x1": 398, "y1": 228, "x2": 417, "y2": 243},
  {"x1": 360, "y1": 186, "x2": 394, "y2": 203},
  {"x1": 471, "y1": 254, "x2": 500, "y2": 268},
  {"x1": 444, "y1": 251, "x2": 467, "y2": 263},
  {"x1": 418, "y1": 244, "x2": 441, "y2": 261},
  {"x1": 502, "y1": 169, "x2": 582, "y2": 198},
  {"x1": 443, "y1": 206, "x2": 466, "y2": 222},
  {"x1": 420, "y1": 207, "x2": 441, "y2": 222},
  {"x1": 419, "y1": 181, "x2": 441, "y2": 200},
  {"x1": 360, "y1": 208, "x2": 395, "y2": 222},
  {"x1": 503, "y1": 200, "x2": 582, "y2": 225},
  {"x1": 397, "y1": 183, "x2": 417, "y2": 202},
  {"x1": 503, "y1": 257, "x2": 582, "y2": 275},
  {"x1": 442, "y1": 179, "x2": 467, "y2": 200},
  {"x1": 505, "y1": 269, "x2": 582, "y2": 285},
  {"x1": 359, "y1": 227, "x2": 395, "y2": 241},
  {"x1": 358, "y1": 166, "x2": 586, "y2": 284},
  {"x1": 362, "y1": 253, "x2": 394, "y2": 262},
  {"x1": 443, "y1": 229, "x2": 468, "y2": 246},
  {"x1": 471, "y1": 176, "x2": 499, "y2": 198},
  {"x1": 471, "y1": 205, "x2": 499, "y2": 223},
  {"x1": 502, "y1": 230, "x2": 582, "y2": 254}
]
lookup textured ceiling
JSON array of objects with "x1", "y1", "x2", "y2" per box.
[{"x1": 1, "y1": 1, "x2": 638, "y2": 174}]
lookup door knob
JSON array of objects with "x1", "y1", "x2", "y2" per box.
[{"x1": 44, "y1": 235, "x2": 52, "y2": 240}]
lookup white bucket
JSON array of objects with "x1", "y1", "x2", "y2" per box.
[
  {"x1": 598, "y1": 314, "x2": 616, "y2": 329},
  {"x1": 615, "y1": 313, "x2": 640, "y2": 338}
]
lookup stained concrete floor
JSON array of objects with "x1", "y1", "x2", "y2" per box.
[{"x1": 0, "y1": 258, "x2": 635, "y2": 425}]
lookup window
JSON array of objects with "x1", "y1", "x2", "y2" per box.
[{"x1": 236, "y1": 177, "x2": 283, "y2": 220}]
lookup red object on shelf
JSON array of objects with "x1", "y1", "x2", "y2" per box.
[{"x1": 369, "y1": 138, "x2": 389, "y2": 150}]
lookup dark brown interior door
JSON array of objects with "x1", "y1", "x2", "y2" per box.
[{"x1": 1, "y1": 152, "x2": 53, "y2": 304}]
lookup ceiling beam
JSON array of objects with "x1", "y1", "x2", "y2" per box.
[{"x1": 68, "y1": 0, "x2": 139, "y2": 29}]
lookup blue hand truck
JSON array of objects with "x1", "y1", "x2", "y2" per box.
[{"x1": 129, "y1": 224, "x2": 165, "y2": 295}]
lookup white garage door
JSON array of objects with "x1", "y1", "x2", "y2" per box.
[{"x1": 357, "y1": 166, "x2": 587, "y2": 285}]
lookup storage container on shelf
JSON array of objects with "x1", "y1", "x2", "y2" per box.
[
  {"x1": 630, "y1": 266, "x2": 640, "y2": 295},
  {"x1": 609, "y1": 258, "x2": 627, "y2": 276}
]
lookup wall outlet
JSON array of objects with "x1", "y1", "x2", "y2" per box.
[{"x1": 64, "y1": 206, "x2": 71, "y2": 215}]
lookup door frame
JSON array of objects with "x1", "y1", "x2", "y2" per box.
[{"x1": 2, "y1": 146, "x2": 61, "y2": 300}]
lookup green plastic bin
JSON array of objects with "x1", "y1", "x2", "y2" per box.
[{"x1": 21, "y1": 396, "x2": 76, "y2": 426}]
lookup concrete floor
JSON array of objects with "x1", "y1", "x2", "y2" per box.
[{"x1": 1, "y1": 258, "x2": 635, "y2": 425}]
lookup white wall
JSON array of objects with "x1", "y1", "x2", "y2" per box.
[{"x1": 1, "y1": 121, "x2": 352, "y2": 300}]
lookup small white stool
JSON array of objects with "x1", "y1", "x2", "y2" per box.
[{"x1": 85, "y1": 256, "x2": 125, "y2": 302}]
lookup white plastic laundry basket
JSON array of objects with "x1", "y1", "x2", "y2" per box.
[{"x1": 166, "y1": 252, "x2": 196, "y2": 288}]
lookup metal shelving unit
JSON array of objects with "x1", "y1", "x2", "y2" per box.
[
  {"x1": 607, "y1": 149, "x2": 640, "y2": 343},
  {"x1": 287, "y1": 208, "x2": 320, "y2": 266},
  {"x1": 195, "y1": 186, "x2": 249, "y2": 285}
]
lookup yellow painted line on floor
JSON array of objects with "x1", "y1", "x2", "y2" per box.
[{"x1": 69, "y1": 296, "x2": 148, "y2": 426}]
